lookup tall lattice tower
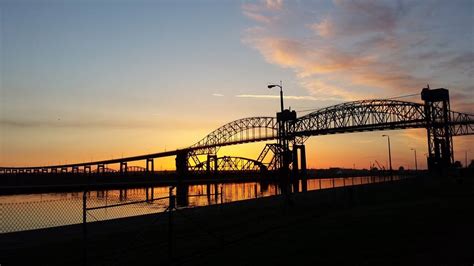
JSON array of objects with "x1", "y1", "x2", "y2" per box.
[{"x1": 421, "y1": 86, "x2": 453, "y2": 172}]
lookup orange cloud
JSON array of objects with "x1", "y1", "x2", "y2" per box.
[
  {"x1": 265, "y1": 0, "x2": 283, "y2": 10},
  {"x1": 241, "y1": 0, "x2": 474, "y2": 103}
]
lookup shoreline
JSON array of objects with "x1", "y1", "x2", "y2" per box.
[
  {"x1": 0, "y1": 169, "x2": 421, "y2": 196},
  {"x1": 2, "y1": 176, "x2": 473, "y2": 265}
]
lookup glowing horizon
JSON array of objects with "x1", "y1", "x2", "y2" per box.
[{"x1": 1, "y1": 0, "x2": 473, "y2": 169}]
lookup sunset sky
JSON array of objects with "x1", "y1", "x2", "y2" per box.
[{"x1": 1, "y1": 0, "x2": 473, "y2": 170}]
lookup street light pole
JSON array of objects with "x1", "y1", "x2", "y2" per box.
[
  {"x1": 268, "y1": 81, "x2": 290, "y2": 195},
  {"x1": 382, "y1": 135, "x2": 392, "y2": 172},
  {"x1": 411, "y1": 148, "x2": 418, "y2": 171},
  {"x1": 268, "y1": 81, "x2": 284, "y2": 112}
]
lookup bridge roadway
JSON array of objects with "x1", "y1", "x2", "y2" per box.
[{"x1": 1, "y1": 88, "x2": 474, "y2": 173}]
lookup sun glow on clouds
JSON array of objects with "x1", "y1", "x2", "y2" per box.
[
  {"x1": 242, "y1": 0, "x2": 474, "y2": 112},
  {"x1": 238, "y1": 0, "x2": 473, "y2": 167}
]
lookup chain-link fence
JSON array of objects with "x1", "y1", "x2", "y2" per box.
[
  {"x1": 1, "y1": 197, "x2": 84, "y2": 233},
  {"x1": 1, "y1": 175, "x2": 420, "y2": 265},
  {"x1": 82, "y1": 187, "x2": 225, "y2": 266},
  {"x1": 0, "y1": 175, "x2": 406, "y2": 234}
]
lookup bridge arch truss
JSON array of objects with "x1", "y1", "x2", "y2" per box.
[{"x1": 290, "y1": 99, "x2": 474, "y2": 137}]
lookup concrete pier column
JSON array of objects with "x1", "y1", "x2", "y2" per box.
[
  {"x1": 206, "y1": 154, "x2": 218, "y2": 175},
  {"x1": 175, "y1": 150, "x2": 189, "y2": 178},
  {"x1": 146, "y1": 158, "x2": 154, "y2": 173},
  {"x1": 300, "y1": 145, "x2": 308, "y2": 192},
  {"x1": 97, "y1": 164, "x2": 105, "y2": 174},
  {"x1": 292, "y1": 147, "x2": 299, "y2": 177},
  {"x1": 176, "y1": 183, "x2": 189, "y2": 207},
  {"x1": 120, "y1": 162, "x2": 128, "y2": 174},
  {"x1": 300, "y1": 145, "x2": 307, "y2": 175}
]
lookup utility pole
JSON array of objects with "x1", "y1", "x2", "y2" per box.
[
  {"x1": 411, "y1": 148, "x2": 418, "y2": 171},
  {"x1": 382, "y1": 135, "x2": 392, "y2": 171}
]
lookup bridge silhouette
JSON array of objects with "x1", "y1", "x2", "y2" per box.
[{"x1": 1, "y1": 87, "x2": 473, "y2": 176}]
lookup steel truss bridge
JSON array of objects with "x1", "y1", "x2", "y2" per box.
[{"x1": 1, "y1": 87, "x2": 473, "y2": 175}]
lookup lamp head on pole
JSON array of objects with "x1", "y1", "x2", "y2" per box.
[
  {"x1": 267, "y1": 83, "x2": 284, "y2": 112},
  {"x1": 268, "y1": 84, "x2": 281, "y2": 89}
]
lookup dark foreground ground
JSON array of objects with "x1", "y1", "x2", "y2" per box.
[{"x1": 1, "y1": 176, "x2": 473, "y2": 266}]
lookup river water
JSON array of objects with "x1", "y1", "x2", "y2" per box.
[{"x1": 0, "y1": 176, "x2": 399, "y2": 233}]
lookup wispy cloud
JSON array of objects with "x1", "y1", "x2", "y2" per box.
[
  {"x1": 212, "y1": 93, "x2": 224, "y2": 97},
  {"x1": 235, "y1": 94, "x2": 342, "y2": 101},
  {"x1": 241, "y1": 0, "x2": 474, "y2": 108},
  {"x1": 0, "y1": 117, "x2": 217, "y2": 131},
  {"x1": 265, "y1": 0, "x2": 283, "y2": 10}
]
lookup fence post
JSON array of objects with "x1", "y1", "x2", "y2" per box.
[
  {"x1": 82, "y1": 190, "x2": 87, "y2": 266},
  {"x1": 168, "y1": 187, "x2": 175, "y2": 262}
]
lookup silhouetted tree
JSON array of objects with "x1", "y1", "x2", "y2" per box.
[
  {"x1": 453, "y1": 161, "x2": 462, "y2": 168},
  {"x1": 398, "y1": 166, "x2": 405, "y2": 171},
  {"x1": 469, "y1": 160, "x2": 474, "y2": 168}
]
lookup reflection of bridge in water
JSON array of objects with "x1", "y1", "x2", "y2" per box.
[{"x1": 1, "y1": 87, "x2": 473, "y2": 176}]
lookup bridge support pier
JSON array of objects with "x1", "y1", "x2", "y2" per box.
[
  {"x1": 97, "y1": 164, "x2": 105, "y2": 174},
  {"x1": 176, "y1": 150, "x2": 189, "y2": 179},
  {"x1": 291, "y1": 144, "x2": 307, "y2": 192},
  {"x1": 300, "y1": 145, "x2": 307, "y2": 192},
  {"x1": 422, "y1": 87, "x2": 453, "y2": 173},
  {"x1": 120, "y1": 162, "x2": 128, "y2": 174},
  {"x1": 146, "y1": 159, "x2": 154, "y2": 173},
  {"x1": 206, "y1": 154, "x2": 218, "y2": 176},
  {"x1": 176, "y1": 183, "x2": 189, "y2": 207},
  {"x1": 292, "y1": 145, "x2": 307, "y2": 174}
]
